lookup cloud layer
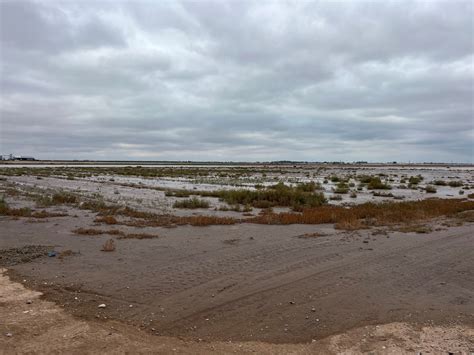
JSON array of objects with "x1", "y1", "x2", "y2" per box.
[{"x1": 1, "y1": 0, "x2": 473, "y2": 162}]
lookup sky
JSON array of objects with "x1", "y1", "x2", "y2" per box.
[{"x1": 0, "y1": 0, "x2": 473, "y2": 162}]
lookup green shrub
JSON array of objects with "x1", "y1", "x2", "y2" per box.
[
  {"x1": 408, "y1": 175, "x2": 423, "y2": 185},
  {"x1": 367, "y1": 177, "x2": 391, "y2": 190},
  {"x1": 173, "y1": 197, "x2": 210, "y2": 209},
  {"x1": 213, "y1": 183, "x2": 326, "y2": 209},
  {"x1": 334, "y1": 182, "x2": 349, "y2": 194}
]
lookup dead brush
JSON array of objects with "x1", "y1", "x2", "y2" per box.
[
  {"x1": 335, "y1": 218, "x2": 367, "y2": 231},
  {"x1": 247, "y1": 199, "x2": 474, "y2": 230},
  {"x1": 95, "y1": 215, "x2": 118, "y2": 224},
  {"x1": 117, "y1": 233, "x2": 159, "y2": 240},
  {"x1": 72, "y1": 228, "x2": 121, "y2": 236},
  {"x1": 396, "y1": 225, "x2": 433, "y2": 234},
  {"x1": 101, "y1": 239, "x2": 116, "y2": 252}
]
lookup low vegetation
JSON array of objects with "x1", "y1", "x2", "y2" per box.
[
  {"x1": 0, "y1": 197, "x2": 66, "y2": 218},
  {"x1": 367, "y1": 177, "x2": 391, "y2": 190},
  {"x1": 204, "y1": 182, "x2": 327, "y2": 210},
  {"x1": 173, "y1": 197, "x2": 210, "y2": 209},
  {"x1": 247, "y1": 198, "x2": 474, "y2": 230},
  {"x1": 72, "y1": 227, "x2": 159, "y2": 239},
  {"x1": 448, "y1": 180, "x2": 463, "y2": 187}
]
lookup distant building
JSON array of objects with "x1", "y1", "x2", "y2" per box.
[
  {"x1": 0, "y1": 154, "x2": 36, "y2": 161},
  {"x1": 16, "y1": 156, "x2": 36, "y2": 161}
]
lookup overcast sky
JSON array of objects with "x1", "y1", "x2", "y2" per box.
[{"x1": 0, "y1": 0, "x2": 473, "y2": 162}]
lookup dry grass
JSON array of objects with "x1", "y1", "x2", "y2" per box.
[
  {"x1": 0, "y1": 198, "x2": 66, "y2": 218},
  {"x1": 295, "y1": 232, "x2": 326, "y2": 238},
  {"x1": 396, "y1": 225, "x2": 433, "y2": 234},
  {"x1": 72, "y1": 227, "x2": 159, "y2": 239},
  {"x1": 173, "y1": 197, "x2": 210, "y2": 209},
  {"x1": 72, "y1": 228, "x2": 118, "y2": 235},
  {"x1": 117, "y1": 232, "x2": 159, "y2": 240},
  {"x1": 101, "y1": 239, "x2": 116, "y2": 252},
  {"x1": 456, "y1": 210, "x2": 474, "y2": 223},
  {"x1": 94, "y1": 215, "x2": 118, "y2": 224},
  {"x1": 92, "y1": 198, "x2": 474, "y2": 230},
  {"x1": 335, "y1": 219, "x2": 366, "y2": 231},
  {"x1": 247, "y1": 199, "x2": 474, "y2": 230},
  {"x1": 52, "y1": 191, "x2": 78, "y2": 204}
]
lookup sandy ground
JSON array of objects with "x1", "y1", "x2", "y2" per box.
[
  {"x1": 2, "y1": 268, "x2": 473, "y2": 354},
  {"x1": 0, "y1": 209, "x2": 473, "y2": 353}
]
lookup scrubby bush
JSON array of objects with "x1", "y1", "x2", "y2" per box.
[
  {"x1": 52, "y1": 191, "x2": 78, "y2": 204},
  {"x1": 367, "y1": 177, "x2": 391, "y2": 190},
  {"x1": 408, "y1": 175, "x2": 423, "y2": 185},
  {"x1": 173, "y1": 197, "x2": 210, "y2": 209},
  {"x1": 334, "y1": 182, "x2": 349, "y2": 194}
]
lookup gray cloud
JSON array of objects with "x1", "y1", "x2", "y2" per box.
[{"x1": 0, "y1": 0, "x2": 473, "y2": 162}]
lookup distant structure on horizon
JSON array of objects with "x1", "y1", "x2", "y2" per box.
[{"x1": 0, "y1": 153, "x2": 36, "y2": 161}]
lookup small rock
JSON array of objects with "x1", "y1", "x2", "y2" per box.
[
  {"x1": 26, "y1": 300, "x2": 32, "y2": 304},
  {"x1": 98, "y1": 304, "x2": 106, "y2": 308},
  {"x1": 289, "y1": 301, "x2": 295, "y2": 305},
  {"x1": 6, "y1": 333, "x2": 12, "y2": 337},
  {"x1": 311, "y1": 307, "x2": 316, "y2": 312}
]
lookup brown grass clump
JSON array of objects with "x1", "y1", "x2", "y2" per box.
[
  {"x1": 72, "y1": 228, "x2": 122, "y2": 236},
  {"x1": 295, "y1": 232, "x2": 326, "y2": 238},
  {"x1": 456, "y1": 210, "x2": 474, "y2": 222},
  {"x1": 396, "y1": 225, "x2": 433, "y2": 234},
  {"x1": 186, "y1": 215, "x2": 237, "y2": 226},
  {"x1": 58, "y1": 250, "x2": 74, "y2": 259},
  {"x1": 101, "y1": 239, "x2": 116, "y2": 252},
  {"x1": 31, "y1": 210, "x2": 68, "y2": 218},
  {"x1": 95, "y1": 215, "x2": 118, "y2": 224},
  {"x1": 52, "y1": 192, "x2": 78, "y2": 204},
  {"x1": 335, "y1": 218, "x2": 367, "y2": 231},
  {"x1": 117, "y1": 233, "x2": 159, "y2": 240},
  {"x1": 0, "y1": 199, "x2": 66, "y2": 218},
  {"x1": 72, "y1": 227, "x2": 158, "y2": 239},
  {"x1": 72, "y1": 228, "x2": 110, "y2": 235}
]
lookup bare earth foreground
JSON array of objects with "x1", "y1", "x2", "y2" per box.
[
  {"x1": 1, "y1": 268, "x2": 473, "y2": 355},
  {"x1": 1, "y1": 215, "x2": 473, "y2": 353}
]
